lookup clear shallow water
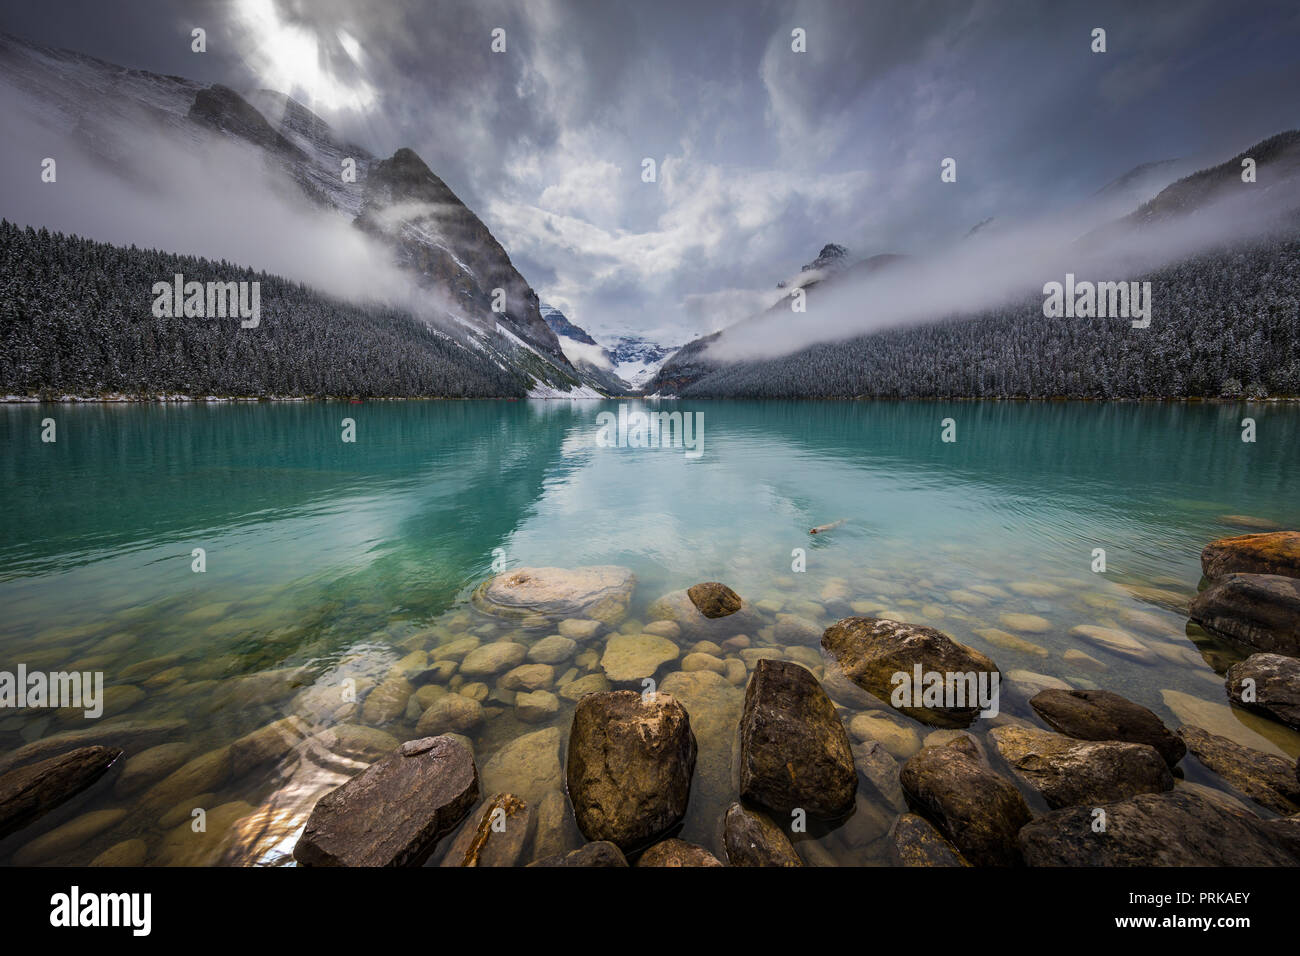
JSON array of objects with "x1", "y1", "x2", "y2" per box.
[{"x1": 1, "y1": 399, "x2": 1298, "y2": 866}]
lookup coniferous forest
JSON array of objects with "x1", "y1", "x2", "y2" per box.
[
  {"x1": 0, "y1": 221, "x2": 526, "y2": 399},
  {"x1": 669, "y1": 230, "x2": 1300, "y2": 400}
]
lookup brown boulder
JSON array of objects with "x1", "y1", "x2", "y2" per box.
[
  {"x1": 1029, "y1": 688, "x2": 1186, "y2": 766},
  {"x1": 566, "y1": 691, "x2": 697, "y2": 852},
  {"x1": 635, "y1": 838, "x2": 725, "y2": 866},
  {"x1": 898, "y1": 737, "x2": 1031, "y2": 866},
  {"x1": 1188, "y1": 573, "x2": 1300, "y2": 656},
  {"x1": 988, "y1": 725, "x2": 1173, "y2": 809},
  {"x1": 293, "y1": 736, "x2": 479, "y2": 867},
  {"x1": 738, "y1": 660, "x2": 857, "y2": 818},
  {"x1": 821, "y1": 617, "x2": 1001, "y2": 728},
  {"x1": 1201, "y1": 531, "x2": 1300, "y2": 580},
  {"x1": 687, "y1": 582, "x2": 743, "y2": 619}
]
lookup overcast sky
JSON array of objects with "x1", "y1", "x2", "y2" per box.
[{"x1": 3, "y1": 0, "x2": 1299, "y2": 344}]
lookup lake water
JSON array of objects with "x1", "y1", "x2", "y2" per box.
[{"x1": 2, "y1": 399, "x2": 1298, "y2": 866}]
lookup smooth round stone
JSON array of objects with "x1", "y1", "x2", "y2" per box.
[
  {"x1": 600, "y1": 634, "x2": 680, "y2": 683},
  {"x1": 643, "y1": 620, "x2": 681, "y2": 639},
  {"x1": 459, "y1": 642, "x2": 528, "y2": 677},
  {"x1": 500, "y1": 663, "x2": 556, "y2": 692},
  {"x1": 433, "y1": 636, "x2": 481, "y2": 661},
  {"x1": 90, "y1": 839, "x2": 148, "y2": 867},
  {"x1": 722, "y1": 658, "x2": 748, "y2": 686},
  {"x1": 558, "y1": 619, "x2": 603, "y2": 642},
  {"x1": 947, "y1": 589, "x2": 992, "y2": 607},
  {"x1": 559, "y1": 674, "x2": 611, "y2": 701},
  {"x1": 1069, "y1": 625, "x2": 1155, "y2": 663},
  {"x1": 13, "y1": 809, "x2": 128, "y2": 864},
  {"x1": 998, "y1": 613, "x2": 1052, "y2": 634},
  {"x1": 974, "y1": 627, "x2": 1048, "y2": 657},
  {"x1": 721, "y1": 635, "x2": 750, "y2": 652},
  {"x1": 681, "y1": 652, "x2": 726, "y2": 674},
  {"x1": 528, "y1": 635, "x2": 577, "y2": 665},
  {"x1": 1063, "y1": 648, "x2": 1109, "y2": 672},
  {"x1": 460, "y1": 682, "x2": 489, "y2": 701},
  {"x1": 416, "y1": 694, "x2": 483, "y2": 735},
  {"x1": 516, "y1": 690, "x2": 560, "y2": 723},
  {"x1": 1009, "y1": 581, "x2": 1065, "y2": 598},
  {"x1": 689, "y1": 640, "x2": 723, "y2": 655},
  {"x1": 847, "y1": 712, "x2": 922, "y2": 760},
  {"x1": 115, "y1": 742, "x2": 195, "y2": 796}
]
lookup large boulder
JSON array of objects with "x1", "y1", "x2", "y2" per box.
[
  {"x1": 1029, "y1": 688, "x2": 1186, "y2": 766},
  {"x1": 821, "y1": 617, "x2": 1001, "y2": 728},
  {"x1": 1201, "y1": 531, "x2": 1300, "y2": 580},
  {"x1": 890, "y1": 812, "x2": 969, "y2": 866},
  {"x1": 1225, "y1": 653, "x2": 1300, "y2": 730},
  {"x1": 635, "y1": 838, "x2": 725, "y2": 867},
  {"x1": 737, "y1": 660, "x2": 857, "y2": 818},
  {"x1": 527, "y1": 841, "x2": 628, "y2": 867},
  {"x1": 1019, "y1": 789, "x2": 1299, "y2": 865},
  {"x1": 293, "y1": 736, "x2": 479, "y2": 867},
  {"x1": 1188, "y1": 573, "x2": 1300, "y2": 656},
  {"x1": 0, "y1": 746, "x2": 122, "y2": 840},
  {"x1": 988, "y1": 725, "x2": 1173, "y2": 809},
  {"x1": 1177, "y1": 725, "x2": 1300, "y2": 815},
  {"x1": 722, "y1": 802, "x2": 802, "y2": 867},
  {"x1": 472, "y1": 566, "x2": 635, "y2": 625},
  {"x1": 566, "y1": 691, "x2": 697, "y2": 852},
  {"x1": 898, "y1": 737, "x2": 1031, "y2": 866}
]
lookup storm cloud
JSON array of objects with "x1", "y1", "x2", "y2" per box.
[{"x1": 3, "y1": 0, "x2": 1299, "y2": 345}]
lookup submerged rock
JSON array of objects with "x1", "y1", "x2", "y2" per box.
[
  {"x1": 647, "y1": 588, "x2": 763, "y2": 641},
  {"x1": 738, "y1": 659, "x2": 856, "y2": 818},
  {"x1": 821, "y1": 617, "x2": 1001, "y2": 728},
  {"x1": 988, "y1": 725, "x2": 1173, "y2": 809},
  {"x1": 113, "y1": 743, "x2": 193, "y2": 797},
  {"x1": 1225, "y1": 653, "x2": 1300, "y2": 729},
  {"x1": 481, "y1": 727, "x2": 564, "y2": 803},
  {"x1": 566, "y1": 691, "x2": 697, "y2": 852},
  {"x1": 635, "y1": 838, "x2": 725, "y2": 867},
  {"x1": 0, "y1": 719, "x2": 185, "y2": 776},
  {"x1": 12, "y1": 808, "x2": 128, "y2": 865},
  {"x1": 459, "y1": 642, "x2": 527, "y2": 678},
  {"x1": 599, "y1": 633, "x2": 679, "y2": 683},
  {"x1": 473, "y1": 566, "x2": 635, "y2": 625},
  {"x1": 293, "y1": 735, "x2": 479, "y2": 866},
  {"x1": 1201, "y1": 531, "x2": 1300, "y2": 580},
  {"x1": 1188, "y1": 573, "x2": 1300, "y2": 656},
  {"x1": 687, "y1": 582, "x2": 743, "y2": 619},
  {"x1": 528, "y1": 840, "x2": 628, "y2": 867},
  {"x1": 1029, "y1": 688, "x2": 1186, "y2": 766},
  {"x1": 1019, "y1": 789, "x2": 1298, "y2": 866},
  {"x1": 0, "y1": 745, "x2": 122, "y2": 840},
  {"x1": 898, "y1": 737, "x2": 1031, "y2": 866},
  {"x1": 891, "y1": 812, "x2": 969, "y2": 866},
  {"x1": 440, "y1": 793, "x2": 534, "y2": 867},
  {"x1": 722, "y1": 802, "x2": 802, "y2": 866},
  {"x1": 1068, "y1": 625, "x2": 1156, "y2": 664},
  {"x1": 1177, "y1": 725, "x2": 1300, "y2": 815}
]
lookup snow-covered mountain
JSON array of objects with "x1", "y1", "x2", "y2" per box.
[
  {"x1": 541, "y1": 304, "x2": 675, "y2": 392},
  {"x1": 607, "y1": 337, "x2": 679, "y2": 390},
  {"x1": 0, "y1": 31, "x2": 606, "y2": 398}
]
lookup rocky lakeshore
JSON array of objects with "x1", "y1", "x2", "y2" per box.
[
  {"x1": 285, "y1": 536, "x2": 1300, "y2": 868},
  {"x1": 3, "y1": 532, "x2": 1299, "y2": 867}
]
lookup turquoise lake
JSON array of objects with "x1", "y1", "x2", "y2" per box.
[{"x1": 2, "y1": 399, "x2": 1299, "y2": 865}]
